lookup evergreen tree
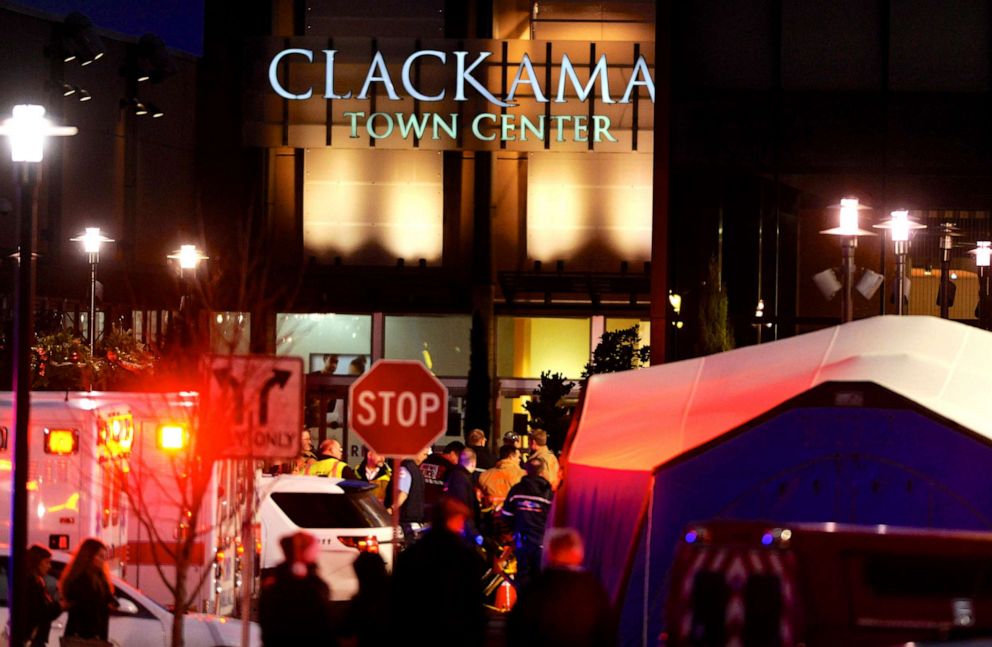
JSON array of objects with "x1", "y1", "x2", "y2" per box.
[
  {"x1": 582, "y1": 325, "x2": 650, "y2": 378},
  {"x1": 695, "y1": 255, "x2": 734, "y2": 356},
  {"x1": 523, "y1": 371, "x2": 575, "y2": 453}
]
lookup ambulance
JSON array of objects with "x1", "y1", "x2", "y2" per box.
[
  {"x1": 0, "y1": 392, "x2": 248, "y2": 617},
  {"x1": 0, "y1": 393, "x2": 134, "y2": 574}
]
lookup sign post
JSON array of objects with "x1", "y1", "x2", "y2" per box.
[
  {"x1": 348, "y1": 360, "x2": 448, "y2": 550},
  {"x1": 204, "y1": 354, "x2": 303, "y2": 647}
]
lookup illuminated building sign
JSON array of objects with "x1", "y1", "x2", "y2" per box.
[{"x1": 255, "y1": 38, "x2": 655, "y2": 151}]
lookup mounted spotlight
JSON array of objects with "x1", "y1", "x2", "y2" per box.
[
  {"x1": 120, "y1": 98, "x2": 148, "y2": 116},
  {"x1": 77, "y1": 88, "x2": 92, "y2": 102},
  {"x1": 146, "y1": 102, "x2": 164, "y2": 118},
  {"x1": 60, "y1": 12, "x2": 106, "y2": 65},
  {"x1": 136, "y1": 34, "x2": 177, "y2": 83},
  {"x1": 59, "y1": 82, "x2": 76, "y2": 97},
  {"x1": 855, "y1": 269, "x2": 884, "y2": 300},
  {"x1": 813, "y1": 268, "x2": 842, "y2": 301}
]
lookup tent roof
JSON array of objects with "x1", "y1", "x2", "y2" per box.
[{"x1": 568, "y1": 316, "x2": 992, "y2": 472}]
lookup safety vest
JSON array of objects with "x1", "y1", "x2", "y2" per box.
[{"x1": 307, "y1": 457, "x2": 348, "y2": 478}]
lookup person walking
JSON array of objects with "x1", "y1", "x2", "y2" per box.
[
  {"x1": 391, "y1": 496, "x2": 487, "y2": 647},
  {"x1": 507, "y1": 528, "x2": 616, "y2": 647},
  {"x1": 59, "y1": 538, "x2": 117, "y2": 643},
  {"x1": 342, "y1": 552, "x2": 390, "y2": 647},
  {"x1": 501, "y1": 457, "x2": 554, "y2": 589},
  {"x1": 26, "y1": 545, "x2": 63, "y2": 647},
  {"x1": 258, "y1": 531, "x2": 336, "y2": 646}
]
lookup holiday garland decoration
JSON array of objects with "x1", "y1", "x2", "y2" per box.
[{"x1": 30, "y1": 328, "x2": 157, "y2": 390}]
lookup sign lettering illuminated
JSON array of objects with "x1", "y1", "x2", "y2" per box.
[{"x1": 268, "y1": 47, "x2": 654, "y2": 144}]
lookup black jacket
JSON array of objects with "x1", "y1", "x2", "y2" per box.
[
  {"x1": 444, "y1": 463, "x2": 481, "y2": 536},
  {"x1": 63, "y1": 574, "x2": 115, "y2": 640},
  {"x1": 471, "y1": 445, "x2": 498, "y2": 471},
  {"x1": 385, "y1": 458, "x2": 425, "y2": 524},
  {"x1": 391, "y1": 528, "x2": 486, "y2": 647},
  {"x1": 507, "y1": 567, "x2": 616, "y2": 647},
  {"x1": 501, "y1": 475, "x2": 554, "y2": 546},
  {"x1": 259, "y1": 562, "x2": 336, "y2": 646},
  {"x1": 27, "y1": 575, "x2": 62, "y2": 647}
]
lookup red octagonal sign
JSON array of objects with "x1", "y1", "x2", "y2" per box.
[{"x1": 348, "y1": 360, "x2": 449, "y2": 457}]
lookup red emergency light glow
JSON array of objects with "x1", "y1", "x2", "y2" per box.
[
  {"x1": 338, "y1": 535, "x2": 380, "y2": 554},
  {"x1": 157, "y1": 424, "x2": 187, "y2": 451},
  {"x1": 44, "y1": 428, "x2": 78, "y2": 455}
]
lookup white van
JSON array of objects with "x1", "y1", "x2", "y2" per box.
[{"x1": 257, "y1": 474, "x2": 397, "y2": 600}]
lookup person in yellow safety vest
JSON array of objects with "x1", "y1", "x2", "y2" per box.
[{"x1": 307, "y1": 439, "x2": 357, "y2": 479}]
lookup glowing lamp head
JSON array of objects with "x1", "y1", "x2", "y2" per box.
[
  {"x1": 890, "y1": 210, "x2": 910, "y2": 242},
  {"x1": 0, "y1": 104, "x2": 77, "y2": 163},
  {"x1": 157, "y1": 424, "x2": 187, "y2": 451},
  {"x1": 974, "y1": 241, "x2": 992, "y2": 268},
  {"x1": 668, "y1": 292, "x2": 682, "y2": 314},
  {"x1": 7, "y1": 105, "x2": 47, "y2": 162},
  {"x1": 72, "y1": 227, "x2": 114, "y2": 254},
  {"x1": 838, "y1": 198, "x2": 860, "y2": 235},
  {"x1": 169, "y1": 244, "x2": 208, "y2": 270}
]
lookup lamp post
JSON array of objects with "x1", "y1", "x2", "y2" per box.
[
  {"x1": 821, "y1": 197, "x2": 874, "y2": 323},
  {"x1": 167, "y1": 245, "x2": 208, "y2": 351},
  {"x1": 167, "y1": 244, "x2": 208, "y2": 308},
  {"x1": 937, "y1": 223, "x2": 961, "y2": 320},
  {"x1": 873, "y1": 210, "x2": 925, "y2": 315},
  {"x1": 70, "y1": 227, "x2": 114, "y2": 355},
  {"x1": 0, "y1": 104, "x2": 76, "y2": 647},
  {"x1": 970, "y1": 240, "x2": 992, "y2": 330}
]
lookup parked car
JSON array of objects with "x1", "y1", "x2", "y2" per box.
[
  {"x1": 0, "y1": 547, "x2": 260, "y2": 647},
  {"x1": 257, "y1": 475, "x2": 397, "y2": 600}
]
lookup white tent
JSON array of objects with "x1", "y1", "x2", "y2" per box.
[{"x1": 553, "y1": 316, "x2": 992, "y2": 646}]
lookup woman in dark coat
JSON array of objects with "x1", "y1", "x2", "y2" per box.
[
  {"x1": 26, "y1": 544, "x2": 63, "y2": 647},
  {"x1": 58, "y1": 538, "x2": 118, "y2": 641}
]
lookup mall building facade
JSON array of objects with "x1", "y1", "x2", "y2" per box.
[{"x1": 4, "y1": 1, "x2": 992, "y2": 452}]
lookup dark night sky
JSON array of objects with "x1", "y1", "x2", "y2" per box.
[{"x1": 7, "y1": 0, "x2": 205, "y2": 56}]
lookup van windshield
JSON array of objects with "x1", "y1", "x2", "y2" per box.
[{"x1": 270, "y1": 490, "x2": 391, "y2": 528}]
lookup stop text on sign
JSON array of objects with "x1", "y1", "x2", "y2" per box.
[{"x1": 354, "y1": 390, "x2": 442, "y2": 428}]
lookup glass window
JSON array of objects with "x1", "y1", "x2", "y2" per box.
[
  {"x1": 303, "y1": 149, "x2": 443, "y2": 266},
  {"x1": 276, "y1": 314, "x2": 372, "y2": 371},
  {"x1": 384, "y1": 315, "x2": 471, "y2": 377},
  {"x1": 496, "y1": 316, "x2": 591, "y2": 379},
  {"x1": 270, "y1": 490, "x2": 391, "y2": 528},
  {"x1": 210, "y1": 312, "x2": 250, "y2": 354}
]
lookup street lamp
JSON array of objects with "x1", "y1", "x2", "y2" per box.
[
  {"x1": 873, "y1": 210, "x2": 925, "y2": 315},
  {"x1": 168, "y1": 244, "x2": 209, "y2": 307},
  {"x1": 0, "y1": 104, "x2": 76, "y2": 647},
  {"x1": 936, "y1": 223, "x2": 961, "y2": 319},
  {"x1": 970, "y1": 240, "x2": 992, "y2": 330},
  {"x1": 821, "y1": 197, "x2": 874, "y2": 323},
  {"x1": 70, "y1": 227, "x2": 114, "y2": 355}
]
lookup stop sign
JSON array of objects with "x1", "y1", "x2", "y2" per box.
[{"x1": 348, "y1": 360, "x2": 449, "y2": 457}]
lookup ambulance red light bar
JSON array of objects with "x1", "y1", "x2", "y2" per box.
[
  {"x1": 44, "y1": 428, "x2": 79, "y2": 455},
  {"x1": 338, "y1": 535, "x2": 380, "y2": 554}
]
